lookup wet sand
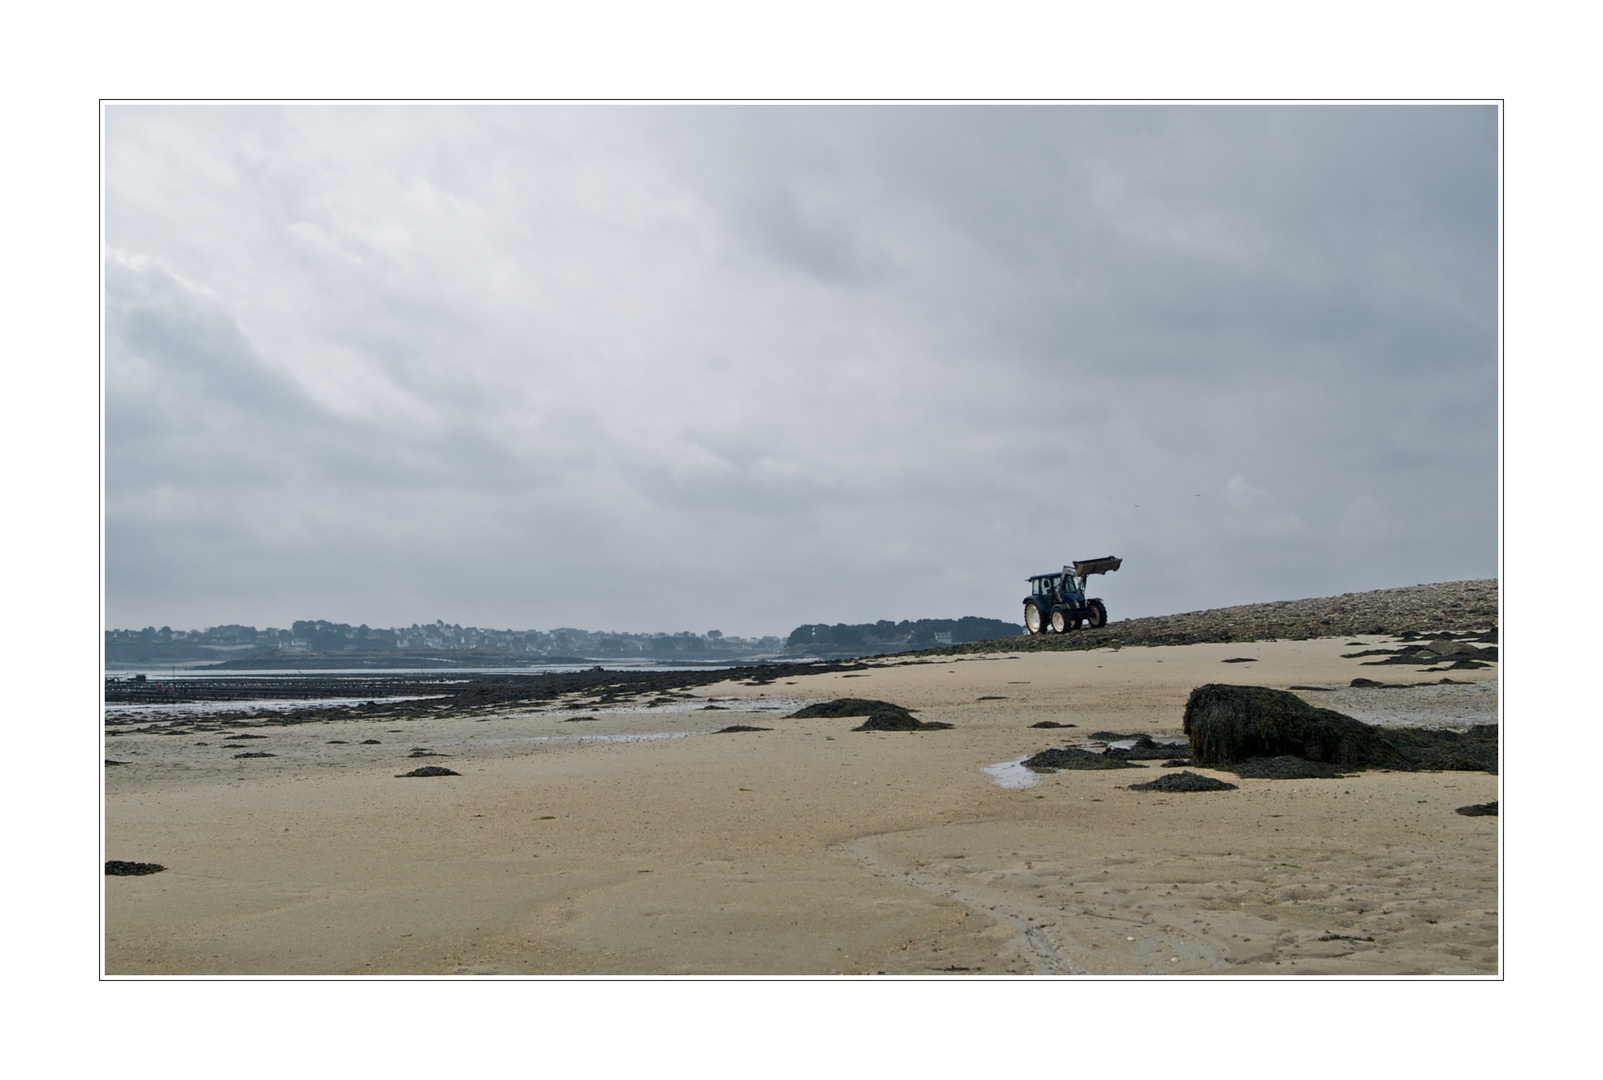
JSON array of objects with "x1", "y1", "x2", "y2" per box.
[{"x1": 104, "y1": 636, "x2": 1498, "y2": 975}]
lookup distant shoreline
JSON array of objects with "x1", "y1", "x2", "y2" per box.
[{"x1": 102, "y1": 579, "x2": 1499, "y2": 673}]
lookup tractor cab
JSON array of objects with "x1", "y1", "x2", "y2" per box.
[
  {"x1": 1028, "y1": 573, "x2": 1061, "y2": 601},
  {"x1": 1027, "y1": 572, "x2": 1085, "y2": 603}
]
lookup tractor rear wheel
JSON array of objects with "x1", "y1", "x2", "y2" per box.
[
  {"x1": 1051, "y1": 609, "x2": 1069, "y2": 633},
  {"x1": 1024, "y1": 603, "x2": 1045, "y2": 634},
  {"x1": 1087, "y1": 599, "x2": 1107, "y2": 628}
]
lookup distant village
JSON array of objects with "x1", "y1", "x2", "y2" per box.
[{"x1": 103, "y1": 615, "x2": 1024, "y2": 665}]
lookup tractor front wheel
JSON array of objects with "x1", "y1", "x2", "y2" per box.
[
  {"x1": 1051, "y1": 609, "x2": 1069, "y2": 633},
  {"x1": 1086, "y1": 599, "x2": 1107, "y2": 629},
  {"x1": 1024, "y1": 603, "x2": 1045, "y2": 634}
]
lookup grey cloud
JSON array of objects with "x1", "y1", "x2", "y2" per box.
[{"x1": 104, "y1": 104, "x2": 1497, "y2": 635}]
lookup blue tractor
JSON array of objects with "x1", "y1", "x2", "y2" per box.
[{"x1": 1023, "y1": 556, "x2": 1122, "y2": 635}]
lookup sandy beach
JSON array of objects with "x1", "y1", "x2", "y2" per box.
[{"x1": 104, "y1": 632, "x2": 1498, "y2": 976}]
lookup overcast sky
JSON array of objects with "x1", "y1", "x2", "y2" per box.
[{"x1": 104, "y1": 103, "x2": 1497, "y2": 637}]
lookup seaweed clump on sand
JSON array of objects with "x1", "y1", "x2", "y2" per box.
[
  {"x1": 106, "y1": 861, "x2": 165, "y2": 876},
  {"x1": 1103, "y1": 735, "x2": 1191, "y2": 761},
  {"x1": 1456, "y1": 801, "x2": 1498, "y2": 817},
  {"x1": 1379, "y1": 727, "x2": 1498, "y2": 773},
  {"x1": 1031, "y1": 721, "x2": 1076, "y2": 729},
  {"x1": 714, "y1": 725, "x2": 771, "y2": 733},
  {"x1": 1129, "y1": 771, "x2": 1238, "y2": 793},
  {"x1": 853, "y1": 711, "x2": 954, "y2": 732},
  {"x1": 785, "y1": 698, "x2": 953, "y2": 731},
  {"x1": 1023, "y1": 747, "x2": 1145, "y2": 772},
  {"x1": 397, "y1": 766, "x2": 460, "y2": 777},
  {"x1": 1183, "y1": 684, "x2": 1498, "y2": 775},
  {"x1": 787, "y1": 698, "x2": 915, "y2": 721},
  {"x1": 1232, "y1": 756, "x2": 1348, "y2": 779}
]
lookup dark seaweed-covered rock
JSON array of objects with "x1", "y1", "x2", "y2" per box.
[
  {"x1": 788, "y1": 698, "x2": 918, "y2": 723},
  {"x1": 852, "y1": 711, "x2": 953, "y2": 732},
  {"x1": 1184, "y1": 685, "x2": 1389, "y2": 768},
  {"x1": 106, "y1": 861, "x2": 165, "y2": 876},
  {"x1": 1231, "y1": 756, "x2": 1349, "y2": 779},
  {"x1": 1089, "y1": 731, "x2": 1149, "y2": 741},
  {"x1": 563, "y1": 715, "x2": 600, "y2": 722},
  {"x1": 1186, "y1": 685, "x2": 1498, "y2": 775},
  {"x1": 1023, "y1": 747, "x2": 1146, "y2": 772},
  {"x1": 1381, "y1": 727, "x2": 1499, "y2": 773},
  {"x1": 1030, "y1": 721, "x2": 1076, "y2": 728},
  {"x1": 397, "y1": 766, "x2": 460, "y2": 777},
  {"x1": 1456, "y1": 801, "x2": 1498, "y2": 816},
  {"x1": 407, "y1": 748, "x2": 448, "y2": 757},
  {"x1": 229, "y1": 733, "x2": 268, "y2": 739},
  {"x1": 1162, "y1": 759, "x2": 1192, "y2": 768},
  {"x1": 327, "y1": 739, "x2": 348, "y2": 744},
  {"x1": 104, "y1": 759, "x2": 128, "y2": 766},
  {"x1": 1221, "y1": 657, "x2": 1258, "y2": 663},
  {"x1": 360, "y1": 739, "x2": 381, "y2": 744},
  {"x1": 1129, "y1": 771, "x2": 1238, "y2": 792},
  {"x1": 715, "y1": 725, "x2": 771, "y2": 733},
  {"x1": 700, "y1": 704, "x2": 728, "y2": 711},
  {"x1": 233, "y1": 751, "x2": 276, "y2": 758}
]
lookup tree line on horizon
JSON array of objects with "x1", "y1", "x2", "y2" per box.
[
  {"x1": 786, "y1": 616, "x2": 1024, "y2": 652},
  {"x1": 104, "y1": 613, "x2": 1025, "y2": 664}
]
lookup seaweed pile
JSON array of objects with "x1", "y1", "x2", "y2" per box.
[
  {"x1": 1098, "y1": 735, "x2": 1190, "y2": 761},
  {"x1": 106, "y1": 861, "x2": 165, "y2": 876},
  {"x1": 1343, "y1": 631, "x2": 1498, "y2": 671},
  {"x1": 1129, "y1": 771, "x2": 1238, "y2": 792},
  {"x1": 1022, "y1": 732, "x2": 1190, "y2": 773},
  {"x1": 1022, "y1": 747, "x2": 1145, "y2": 772},
  {"x1": 397, "y1": 766, "x2": 459, "y2": 777},
  {"x1": 787, "y1": 698, "x2": 916, "y2": 721},
  {"x1": 1184, "y1": 685, "x2": 1498, "y2": 775},
  {"x1": 786, "y1": 698, "x2": 953, "y2": 732},
  {"x1": 853, "y1": 713, "x2": 954, "y2": 732},
  {"x1": 1232, "y1": 756, "x2": 1348, "y2": 779}
]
